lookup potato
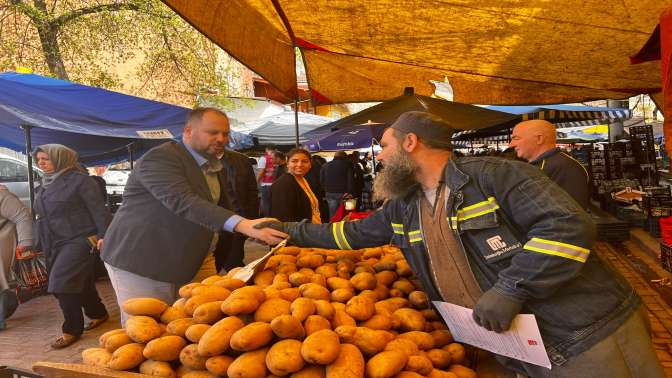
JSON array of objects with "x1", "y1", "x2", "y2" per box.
[
  {"x1": 395, "y1": 372, "x2": 425, "y2": 378},
  {"x1": 301, "y1": 329, "x2": 341, "y2": 365},
  {"x1": 191, "y1": 285, "x2": 231, "y2": 298},
  {"x1": 362, "y1": 247, "x2": 383, "y2": 259},
  {"x1": 428, "y1": 369, "x2": 459, "y2": 378},
  {"x1": 175, "y1": 364, "x2": 194, "y2": 377},
  {"x1": 231, "y1": 285, "x2": 266, "y2": 302},
  {"x1": 303, "y1": 315, "x2": 331, "y2": 335},
  {"x1": 278, "y1": 263, "x2": 298, "y2": 275},
  {"x1": 389, "y1": 289, "x2": 405, "y2": 298},
  {"x1": 375, "y1": 298, "x2": 408, "y2": 316},
  {"x1": 393, "y1": 308, "x2": 427, "y2": 332},
  {"x1": 255, "y1": 298, "x2": 291, "y2": 322},
  {"x1": 334, "y1": 326, "x2": 395, "y2": 356},
  {"x1": 300, "y1": 283, "x2": 331, "y2": 301},
  {"x1": 104, "y1": 332, "x2": 133, "y2": 353},
  {"x1": 197, "y1": 316, "x2": 245, "y2": 357},
  {"x1": 431, "y1": 330, "x2": 453, "y2": 348},
  {"x1": 82, "y1": 347, "x2": 112, "y2": 367},
  {"x1": 192, "y1": 301, "x2": 224, "y2": 324},
  {"x1": 278, "y1": 246, "x2": 301, "y2": 255},
  {"x1": 254, "y1": 269, "x2": 276, "y2": 287},
  {"x1": 270, "y1": 314, "x2": 306, "y2": 339},
  {"x1": 126, "y1": 315, "x2": 163, "y2": 343},
  {"x1": 179, "y1": 283, "x2": 203, "y2": 298},
  {"x1": 273, "y1": 273, "x2": 290, "y2": 284},
  {"x1": 421, "y1": 309, "x2": 440, "y2": 321},
  {"x1": 315, "y1": 264, "x2": 337, "y2": 278},
  {"x1": 375, "y1": 271, "x2": 398, "y2": 287},
  {"x1": 173, "y1": 297, "x2": 187, "y2": 310},
  {"x1": 362, "y1": 314, "x2": 393, "y2": 331},
  {"x1": 408, "y1": 291, "x2": 429, "y2": 309},
  {"x1": 205, "y1": 355, "x2": 234, "y2": 376},
  {"x1": 426, "y1": 349, "x2": 452, "y2": 369},
  {"x1": 355, "y1": 264, "x2": 376, "y2": 275},
  {"x1": 161, "y1": 306, "x2": 189, "y2": 324},
  {"x1": 398, "y1": 331, "x2": 435, "y2": 350},
  {"x1": 281, "y1": 287, "x2": 302, "y2": 302},
  {"x1": 384, "y1": 338, "x2": 420, "y2": 356},
  {"x1": 122, "y1": 298, "x2": 169, "y2": 317},
  {"x1": 291, "y1": 364, "x2": 326, "y2": 378},
  {"x1": 179, "y1": 343, "x2": 208, "y2": 370},
  {"x1": 265, "y1": 286, "x2": 282, "y2": 300},
  {"x1": 395, "y1": 260, "x2": 413, "y2": 276},
  {"x1": 143, "y1": 335, "x2": 187, "y2": 361},
  {"x1": 221, "y1": 297, "x2": 261, "y2": 316},
  {"x1": 314, "y1": 300, "x2": 335, "y2": 319},
  {"x1": 201, "y1": 274, "x2": 223, "y2": 285},
  {"x1": 331, "y1": 310, "x2": 356, "y2": 328},
  {"x1": 108, "y1": 342, "x2": 145, "y2": 370},
  {"x1": 99, "y1": 328, "x2": 126, "y2": 348},
  {"x1": 290, "y1": 297, "x2": 317, "y2": 321},
  {"x1": 227, "y1": 347, "x2": 269, "y2": 378},
  {"x1": 139, "y1": 360, "x2": 176, "y2": 377},
  {"x1": 374, "y1": 258, "x2": 397, "y2": 272},
  {"x1": 345, "y1": 296, "x2": 375, "y2": 321},
  {"x1": 331, "y1": 288, "x2": 355, "y2": 303},
  {"x1": 359, "y1": 290, "x2": 379, "y2": 302},
  {"x1": 310, "y1": 274, "x2": 327, "y2": 287},
  {"x1": 405, "y1": 355, "x2": 434, "y2": 375},
  {"x1": 326, "y1": 277, "x2": 353, "y2": 291},
  {"x1": 298, "y1": 254, "x2": 325, "y2": 269},
  {"x1": 182, "y1": 371, "x2": 217, "y2": 378},
  {"x1": 266, "y1": 339, "x2": 305, "y2": 376},
  {"x1": 443, "y1": 343, "x2": 466, "y2": 364},
  {"x1": 213, "y1": 277, "x2": 246, "y2": 291},
  {"x1": 185, "y1": 292, "x2": 228, "y2": 316},
  {"x1": 230, "y1": 322, "x2": 274, "y2": 351},
  {"x1": 391, "y1": 280, "x2": 415, "y2": 295},
  {"x1": 166, "y1": 318, "x2": 195, "y2": 337},
  {"x1": 350, "y1": 272, "x2": 377, "y2": 291},
  {"x1": 185, "y1": 324, "x2": 211, "y2": 343},
  {"x1": 325, "y1": 343, "x2": 364, "y2": 377},
  {"x1": 289, "y1": 272, "x2": 313, "y2": 286},
  {"x1": 366, "y1": 350, "x2": 408, "y2": 378}
]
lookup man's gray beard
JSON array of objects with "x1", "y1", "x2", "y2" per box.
[{"x1": 373, "y1": 148, "x2": 418, "y2": 201}]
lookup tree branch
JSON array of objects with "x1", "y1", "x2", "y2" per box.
[
  {"x1": 52, "y1": 2, "x2": 140, "y2": 28},
  {"x1": 9, "y1": 0, "x2": 45, "y2": 24}
]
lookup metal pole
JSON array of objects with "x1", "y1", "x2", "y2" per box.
[
  {"x1": 127, "y1": 144, "x2": 134, "y2": 169},
  {"x1": 371, "y1": 143, "x2": 376, "y2": 177},
  {"x1": 21, "y1": 124, "x2": 35, "y2": 216},
  {"x1": 294, "y1": 95, "x2": 300, "y2": 147}
]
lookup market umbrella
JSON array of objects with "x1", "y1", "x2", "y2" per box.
[{"x1": 305, "y1": 122, "x2": 388, "y2": 152}]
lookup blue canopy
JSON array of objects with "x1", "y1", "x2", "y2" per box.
[
  {"x1": 305, "y1": 123, "x2": 388, "y2": 152},
  {"x1": 0, "y1": 72, "x2": 251, "y2": 165}
]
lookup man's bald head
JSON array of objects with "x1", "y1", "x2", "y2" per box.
[{"x1": 509, "y1": 120, "x2": 557, "y2": 162}]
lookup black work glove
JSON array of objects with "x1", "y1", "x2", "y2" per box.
[
  {"x1": 253, "y1": 220, "x2": 297, "y2": 234},
  {"x1": 472, "y1": 289, "x2": 524, "y2": 333}
]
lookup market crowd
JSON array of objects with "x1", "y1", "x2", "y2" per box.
[{"x1": 0, "y1": 107, "x2": 664, "y2": 377}]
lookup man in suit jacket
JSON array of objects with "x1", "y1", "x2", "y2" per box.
[
  {"x1": 215, "y1": 149, "x2": 259, "y2": 272},
  {"x1": 102, "y1": 108, "x2": 286, "y2": 324}
]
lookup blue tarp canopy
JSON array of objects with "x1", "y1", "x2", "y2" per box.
[
  {"x1": 305, "y1": 122, "x2": 388, "y2": 152},
  {"x1": 0, "y1": 72, "x2": 251, "y2": 165}
]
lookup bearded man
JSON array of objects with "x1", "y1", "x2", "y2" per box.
[{"x1": 262, "y1": 111, "x2": 662, "y2": 377}]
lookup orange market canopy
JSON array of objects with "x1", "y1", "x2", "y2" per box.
[{"x1": 163, "y1": 0, "x2": 669, "y2": 107}]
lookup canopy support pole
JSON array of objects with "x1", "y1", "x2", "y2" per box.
[
  {"x1": 21, "y1": 124, "x2": 35, "y2": 215},
  {"x1": 371, "y1": 143, "x2": 376, "y2": 177},
  {"x1": 127, "y1": 144, "x2": 134, "y2": 169},
  {"x1": 294, "y1": 94, "x2": 300, "y2": 147}
]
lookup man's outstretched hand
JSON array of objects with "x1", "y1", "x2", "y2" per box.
[{"x1": 235, "y1": 218, "x2": 288, "y2": 245}]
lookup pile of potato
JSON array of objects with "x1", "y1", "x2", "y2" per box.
[{"x1": 82, "y1": 245, "x2": 479, "y2": 378}]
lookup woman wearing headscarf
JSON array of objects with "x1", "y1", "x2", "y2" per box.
[
  {"x1": 0, "y1": 185, "x2": 32, "y2": 330},
  {"x1": 270, "y1": 148, "x2": 322, "y2": 223},
  {"x1": 33, "y1": 144, "x2": 111, "y2": 348}
]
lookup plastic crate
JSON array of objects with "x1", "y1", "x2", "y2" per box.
[
  {"x1": 661, "y1": 217, "x2": 672, "y2": 245},
  {"x1": 648, "y1": 216, "x2": 662, "y2": 238}
]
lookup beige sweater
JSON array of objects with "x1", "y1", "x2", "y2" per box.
[{"x1": 0, "y1": 187, "x2": 33, "y2": 291}]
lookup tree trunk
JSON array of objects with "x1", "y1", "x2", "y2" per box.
[{"x1": 35, "y1": 23, "x2": 69, "y2": 80}]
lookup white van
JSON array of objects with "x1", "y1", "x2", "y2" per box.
[{"x1": 0, "y1": 153, "x2": 42, "y2": 207}]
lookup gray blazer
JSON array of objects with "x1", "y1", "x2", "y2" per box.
[{"x1": 102, "y1": 141, "x2": 236, "y2": 285}]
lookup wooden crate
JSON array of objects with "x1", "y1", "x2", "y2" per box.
[{"x1": 32, "y1": 362, "x2": 151, "y2": 378}]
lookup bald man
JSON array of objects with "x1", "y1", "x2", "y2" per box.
[{"x1": 510, "y1": 120, "x2": 590, "y2": 209}]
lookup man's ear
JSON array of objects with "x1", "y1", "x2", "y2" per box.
[
  {"x1": 183, "y1": 124, "x2": 192, "y2": 138},
  {"x1": 403, "y1": 132, "x2": 420, "y2": 152}
]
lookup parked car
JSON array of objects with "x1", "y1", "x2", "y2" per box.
[
  {"x1": 0, "y1": 153, "x2": 42, "y2": 207},
  {"x1": 102, "y1": 169, "x2": 130, "y2": 194}
]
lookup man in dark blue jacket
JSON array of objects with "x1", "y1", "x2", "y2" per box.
[
  {"x1": 320, "y1": 151, "x2": 354, "y2": 219},
  {"x1": 270, "y1": 112, "x2": 663, "y2": 377}
]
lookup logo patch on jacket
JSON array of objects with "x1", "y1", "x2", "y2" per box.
[{"x1": 483, "y1": 235, "x2": 522, "y2": 260}]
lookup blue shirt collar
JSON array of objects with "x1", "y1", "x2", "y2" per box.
[
  {"x1": 530, "y1": 147, "x2": 560, "y2": 165},
  {"x1": 183, "y1": 143, "x2": 223, "y2": 172}
]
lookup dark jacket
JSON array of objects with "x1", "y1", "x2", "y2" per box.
[
  {"x1": 271, "y1": 173, "x2": 313, "y2": 223},
  {"x1": 215, "y1": 150, "x2": 259, "y2": 271},
  {"x1": 102, "y1": 141, "x2": 236, "y2": 285},
  {"x1": 531, "y1": 148, "x2": 590, "y2": 209},
  {"x1": 320, "y1": 157, "x2": 354, "y2": 194},
  {"x1": 34, "y1": 170, "x2": 111, "y2": 293},
  {"x1": 288, "y1": 156, "x2": 638, "y2": 368}
]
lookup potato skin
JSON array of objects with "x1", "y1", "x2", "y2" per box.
[
  {"x1": 81, "y1": 348, "x2": 112, "y2": 368},
  {"x1": 166, "y1": 318, "x2": 195, "y2": 337},
  {"x1": 108, "y1": 343, "x2": 146, "y2": 370},
  {"x1": 230, "y1": 321, "x2": 274, "y2": 351},
  {"x1": 139, "y1": 360, "x2": 176, "y2": 377},
  {"x1": 398, "y1": 331, "x2": 435, "y2": 350},
  {"x1": 197, "y1": 316, "x2": 245, "y2": 357},
  {"x1": 366, "y1": 350, "x2": 408, "y2": 378},
  {"x1": 300, "y1": 283, "x2": 331, "y2": 300},
  {"x1": 271, "y1": 314, "x2": 306, "y2": 339},
  {"x1": 192, "y1": 301, "x2": 225, "y2": 324},
  {"x1": 291, "y1": 297, "x2": 317, "y2": 321},
  {"x1": 405, "y1": 355, "x2": 434, "y2": 375},
  {"x1": 334, "y1": 326, "x2": 395, "y2": 356},
  {"x1": 185, "y1": 324, "x2": 211, "y2": 343},
  {"x1": 345, "y1": 295, "x2": 375, "y2": 321},
  {"x1": 393, "y1": 308, "x2": 427, "y2": 332},
  {"x1": 350, "y1": 272, "x2": 377, "y2": 291},
  {"x1": 443, "y1": 343, "x2": 466, "y2": 364},
  {"x1": 143, "y1": 335, "x2": 187, "y2": 361},
  {"x1": 122, "y1": 297, "x2": 169, "y2": 317},
  {"x1": 304, "y1": 315, "x2": 332, "y2": 335},
  {"x1": 205, "y1": 355, "x2": 234, "y2": 376},
  {"x1": 291, "y1": 364, "x2": 326, "y2": 378},
  {"x1": 362, "y1": 314, "x2": 393, "y2": 331},
  {"x1": 99, "y1": 328, "x2": 126, "y2": 348},
  {"x1": 426, "y1": 348, "x2": 452, "y2": 369},
  {"x1": 314, "y1": 300, "x2": 335, "y2": 319},
  {"x1": 266, "y1": 339, "x2": 305, "y2": 376},
  {"x1": 179, "y1": 343, "x2": 208, "y2": 370},
  {"x1": 126, "y1": 315, "x2": 163, "y2": 343},
  {"x1": 301, "y1": 329, "x2": 341, "y2": 365},
  {"x1": 160, "y1": 306, "x2": 189, "y2": 324},
  {"x1": 254, "y1": 298, "x2": 292, "y2": 322},
  {"x1": 384, "y1": 338, "x2": 419, "y2": 356},
  {"x1": 227, "y1": 347, "x2": 269, "y2": 378},
  {"x1": 325, "y1": 343, "x2": 364, "y2": 378},
  {"x1": 104, "y1": 333, "x2": 133, "y2": 353}
]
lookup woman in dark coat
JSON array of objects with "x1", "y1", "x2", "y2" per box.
[
  {"x1": 33, "y1": 144, "x2": 111, "y2": 348},
  {"x1": 270, "y1": 148, "x2": 322, "y2": 223}
]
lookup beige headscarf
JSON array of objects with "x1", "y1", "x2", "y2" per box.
[{"x1": 33, "y1": 144, "x2": 86, "y2": 187}]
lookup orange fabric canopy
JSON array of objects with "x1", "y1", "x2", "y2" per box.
[{"x1": 163, "y1": 0, "x2": 670, "y2": 105}]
